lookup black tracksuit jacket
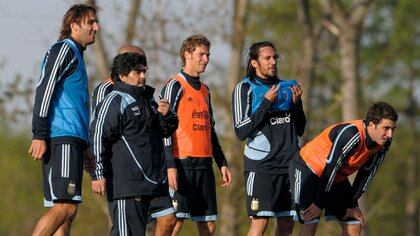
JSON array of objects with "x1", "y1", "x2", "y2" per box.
[{"x1": 89, "y1": 81, "x2": 178, "y2": 199}]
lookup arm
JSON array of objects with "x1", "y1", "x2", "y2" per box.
[
  {"x1": 211, "y1": 125, "x2": 232, "y2": 187},
  {"x1": 161, "y1": 79, "x2": 182, "y2": 190},
  {"x1": 313, "y1": 125, "x2": 361, "y2": 209},
  {"x1": 231, "y1": 81, "x2": 273, "y2": 141},
  {"x1": 160, "y1": 79, "x2": 182, "y2": 168},
  {"x1": 291, "y1": 99, "x2": 306, "y2": 136},
  {"x1": 208, "y1": 89, "x2": 228, "y2": 168},
  {"x1": 89, "y1": 94, "x2": 121, "y2": 181},
  {"x1": 349, "y1": 141, "x2": 391, "y2": 208},
  {"x1": 290, "y1": 83, "x2": 306, "y2": 136},
  {"x1": 156, "y1": 97, "x2": 179, "y2": 137},
  {"x1": 207, "y1": 88, "x2": 232, "y2": 187},
  {"x1": 29, "y1": 42, "x2": 77, "y2": 160}
]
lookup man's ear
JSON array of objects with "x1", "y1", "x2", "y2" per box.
[
  {"x1": 70, "y1": 22, "x2": 79, "y2": 33},
  {"x1": 367, "y1": 121, "x2": 376, "y2": 130},
  {"x1": 184, "y1": 51, "x2": 192, "y2": 61},
  {"x1": 119, "y1": 74, "x2": 126, "y2": 83},
  {"x1": 250, "y1": 59, "x2": 259, "y2": 69}
]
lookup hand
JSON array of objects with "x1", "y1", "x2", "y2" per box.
[
  {"x1": 92, "y1": 178, "x2": 106, "y2": 196},
  {"x1": 220, "y1": 166, "x2": 232, "y2": 187},
  {"x1": 167, "y1": 167, "x2": 178, "y2": 191},
  {"x1": 303, "y1": 203, "x2": 322, "y2": 222},
  {"x1": 157, "y1": 98, "x2": 170, "y2": 116},
  {"x1": 84, "y1": 150, "x2": 96, "y2": 174},
  {"x1": 28, "y1": 139, "x2": 47, "y2": 161},
  {"x1": 343, "y1": 208, "x2": 364, "y2": 226},
  {"x1": 290, "y1": 84, "x2": 302, "y2": 103},
  {"x1": 264, "y1": 85, "x2": 279, "y2": 102}
]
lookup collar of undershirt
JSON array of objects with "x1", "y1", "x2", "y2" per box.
[
  {"x1": 180, "y1": 70, "x2": 201, "y2": 90},
  {"x1": 254, "y1": 75, "x2": 280, "y2": 86},
  {"x1": 67, "y1": 36, "x2": 86, "y2": 54}
]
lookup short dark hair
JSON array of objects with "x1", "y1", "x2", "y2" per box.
[
  {"x1": 246, "y1": 41, "x2": 277, "y2": 78},
  {"x1": 365, "y1": 102, "x2": 398, "y2": 125},
  {"x1": 180, "y1": 34, "x2": 211, "y2": 67},
  {"x1": 59, "y1": 4, "x2": 100, "y2": 40},
  {"x1": 111, "y1": 53, "x2": 147, "y2": 82}
]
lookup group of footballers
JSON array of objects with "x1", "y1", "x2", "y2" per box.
[{"x1": 28, "y1": 4, "x2": 398, "y2": 236}]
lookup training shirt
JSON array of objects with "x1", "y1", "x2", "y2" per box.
[
  {"x1": 32, "y1": 37, "x2": 89, "y2": 145},
  {"x1": 160, "y1": 70, "x2": 227, "y2": 169},
  {"x1": 298, "y1": 120, "x2": 392, "y2": 209},
  {"x1": 232, "y1": 75, "x2": 306, "y2": 174},
  {"x1": 170, "y1": 74, "x2": 213, "y2": 158}
]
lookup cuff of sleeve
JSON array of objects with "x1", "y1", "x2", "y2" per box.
[
  {"x1": 261, "y1": 98, "x2": 273, "y2": 109},
  {"x1": 161, "y1": 111, "x2": 177, "y2": 120},
  {"x1": 91, "y1": 173, "x2": 104, "y2": 181},
  {"x1": 217, "y1": 159, "x2": 228, "y2": 169},
  {"x1": 166, "y1": 160, "x2": 176, "y2": 168},
  {"x1": 33, "y1": 132, "x2": 48, "y2": 140}
]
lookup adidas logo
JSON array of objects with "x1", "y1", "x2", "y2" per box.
[{"x1": 187, "y1": 97, "x2": 193, "y2": 102}]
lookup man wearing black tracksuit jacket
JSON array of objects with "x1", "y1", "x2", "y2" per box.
[
  {"x1": 231, "y1": 41, "x2": 306, "y2": 235},
  {"x1": 89, "y1": 53, "x2": 178, "y2": 235}
]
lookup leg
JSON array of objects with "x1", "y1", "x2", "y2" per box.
[
  {"x1": 32, "y1": 202, "x2": 78, "y2": 236},
  {"x1": 155, "y1": 213, "x2": 176, "y2": 236},
  {"x1": 196, "y1": 221, "x2": 215, "y2": 236},
  {"x1": 299, "y1": 223, "x2": 318, "y2": 236},
  {"x1": 275, "y1": 217, "x2": 294, "y2": 236},
  {"x1": 145, "y1": 221, "x2": 156, "y2": 236},
  {"x1": 37, "y1": 143, "x2": 83, "y2": 236},
  {"x1": 340, "y1": 223, "x2": 362, "y2": 236},
  {"x1": 247, "y1": 217, "x2": 269, "y2": 236},
  {"x1": 190, "y1": 168, "x2": 218, "y2": 236},
  {"x1": 171, "y1": 219, "x2": 184, "y2": 236},
  {"x1": 325, "y1": 180, "x2": 361, "y2": 236},
  {"x1": 53, "y1": 218, "x2": 75, "y2": 236},
  {"x1": 288, "y1": 160, "x2": 321, "y2": 236}
]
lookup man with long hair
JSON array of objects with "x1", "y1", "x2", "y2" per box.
[
  {"x1": 231, "y1": 41, "x2": 306, "y2": 235},
  {"x1": 28, "y1": 4, "x2": 100, "y2": 235}
]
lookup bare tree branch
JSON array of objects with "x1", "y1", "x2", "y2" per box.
[
  {"x1": 350, "y1": 0, "x2": 374, "y2": 25},
  {"x1": 125, "y1": 0, "x2": 142, "y2": 44},
  {"x1": 321, "y1": 18, "x2": 340, "y2": 36}
]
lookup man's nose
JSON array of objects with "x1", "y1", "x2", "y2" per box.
[
  {"x1": 387, "y1": 129, "x2": 393, "y2": 138},
  {"x1": 94, "y1": 22, "x2": 100, "y2": 31},
  {"x1": 140, "y1": 72, "x2": 146, "y2": 79},
  {"x1": 202, "y1": 55, "x2": 209, "y2": 63}
]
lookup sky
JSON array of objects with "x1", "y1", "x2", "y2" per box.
[
  {"x1": 0, "y1": 1, "x2": 119, "y2": 82},
  {"x1": 0, "y1": 1, "x2": 232, "y2": 85},
  {"x1": 0, "y1": 0, "x2": 233, "y2": 129}
]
